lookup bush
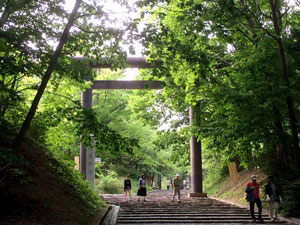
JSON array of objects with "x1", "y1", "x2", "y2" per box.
[
  {"x1": 279, "y1": 178, "x2": 300, "y2": 218},
  {"x1": 97, "y1": 170, "x2": 123, "y2": 194},
  {"x1": 48, "y1": 156, "x2": 105, "y2": 214},
  {"x1": 203, "y1": 162, "x2": 228, "y2": 195}
]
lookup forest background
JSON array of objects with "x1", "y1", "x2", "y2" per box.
[{"x1": 1, "y1": 0, "x2": 300, "y2": 222}]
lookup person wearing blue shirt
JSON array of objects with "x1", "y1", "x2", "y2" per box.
[{"x1": 137, "y1": 174, "x2": 147, "y2": 202}]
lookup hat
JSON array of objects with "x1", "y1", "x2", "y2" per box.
[
  {"x1": 268, "y1": 175, "x2": 273, "y2": 179},
  {"x1": 251, "y1": 175, "x2": 257, "y2": 180},
  {"x1": 176, "y1": 173, "x2": 180, "y2": 176}
]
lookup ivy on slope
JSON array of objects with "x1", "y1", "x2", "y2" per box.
[
  {"x1": 44, "y1": 145, "x2": 105, "y2": 214},
  {"x1": 0, "y1": 138, "x2": 105, "y2": 224}
]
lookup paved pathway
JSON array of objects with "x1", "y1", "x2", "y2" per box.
[{"x1": 101, "y1": 190, "x2": 289, "y2": 224}]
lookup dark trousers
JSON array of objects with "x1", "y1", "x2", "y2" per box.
[{"x1": 250, "y1": 198, "x2": 262, "y2": 219}]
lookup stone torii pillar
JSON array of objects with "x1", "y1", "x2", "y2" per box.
[
  {"x1": 80, "y1": 87, "x2": 95, "y2": 190},
  {"x1": 189, "y1": 105, "x2": 207, "y2": 197},
  {"x1": 80, "y1": 86, "x2": 92, "y2": 179}
]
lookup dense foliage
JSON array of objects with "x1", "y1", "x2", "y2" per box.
[
  {"x1": 0, "y1": 0, "x2": 146, "y2": 222},
  {"x1": 136, "y1": 0, "x2": 300, "y2": 216}
]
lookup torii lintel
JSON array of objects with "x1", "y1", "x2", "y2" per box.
[
  {"x1": 73, "y1": 56, "x2": 162, "y2": 69},
  {"x1": 91, "y1": 80, "x2": 163, "y2": 89}
]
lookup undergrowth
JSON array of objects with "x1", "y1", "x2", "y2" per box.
[
  {"x1": 203, "y1": 163, "x2": 228, "y2": 195},
  {"x1": 95, "y1": 169, "x2": 153, "y2": 195},
  {"x1": 45, "y1": 148, "x2": 106, "y2": 216},
  {"x1": 0, "y1": 139, "x2": 106, "y2": 224},
  {"x1": 279, "y1": 178, "x2": 300, "y2": 217}
]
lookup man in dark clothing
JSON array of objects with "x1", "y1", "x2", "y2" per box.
[{"x1": 245, "y1": 175, "x2": 263, "y2": 222}]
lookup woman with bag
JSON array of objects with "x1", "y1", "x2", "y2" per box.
[
  {"x1": 265, "y1": 175, "x2": 282, "y2": 221},
  {"x1": 137, "y1": 174, "x2": 147, "y2": 202}
]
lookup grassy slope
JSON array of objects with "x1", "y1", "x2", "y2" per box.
[
  {"x1": 206, "y1": 169, "x2": 300, "y2": 223},
  {"x1": 0, "y1": 139, "x2": 107, "y2": 225}
]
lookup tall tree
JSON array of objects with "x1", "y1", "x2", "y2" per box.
[
  {"x1": 136, "y1": 0, "x2": 300, "y2": 169},
  {"x1": 0, "y1": 0, "x2": 132, "y2": 148},
  {"x1": 14, "y1": 0, "x2": 82, "y2": 149},
  {"x1": 268, "y1": 0, "x2": 300, "y2": 167}
]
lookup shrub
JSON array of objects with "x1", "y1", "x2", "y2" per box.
[
  {"x1": 203, "y1": 162, "x2": 228, "y2": 195},
  {"x1": 279, "y1": 178, "x2": 300, "y2": 218},
  {"x1": 98, "y1": 170, "x2": 122, "y2": 194}
]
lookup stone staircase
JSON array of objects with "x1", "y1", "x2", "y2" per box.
[{"x1": 101, "y1": 191, "x2": 289, "y2": 225}]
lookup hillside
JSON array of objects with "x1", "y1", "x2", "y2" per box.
[
  {"x1": 209, "y1": 169, "x2": 266, "y2": 207},
  {"x1": 0, "y1": 139, "x2": 107, "y2": 225},
  {"x1": 208, "y1": 169, "x2": 300, "y2": 223}
]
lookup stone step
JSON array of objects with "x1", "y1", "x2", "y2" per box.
[
  {"x1": 120, "y1": 208, "x2": 248, "y2": 210},
  {"x1": 117, "y1": 219, "x2": 283, "y2": 224},
  {"x1": 118, "y1": 216, "x2": 271, "y2": 219},
  {"x1": 122, "y1": 207, "x2": 241, "y2": 210},
  {"x1": 120, "y1": 208, "x2": 244, "y2": 210},
  {"x1": 119, "y1": 210, "x2": 251, "y2": 213},
  {"x1": 119, "y1": 205, "x2": 240, "y2": 207},
  {"x1": 119, "y1": 210, "x2": 257, "y2": 215},
  {"x1": 119, "y1": 207, "x2": 248, "y2": 210},
  {"x1": 101, "y1": 193, "x2": 289, "y2": 225},
  {"x1": 119, "y1": 209, "x2": 262, "y2": 212},
  {"x1": 118, "y1": 222, "x2": 284, "y2": 225},
  {"x1": 120, "y1": 207, "x2": 249, "y2": 209},
  {"x1": 118, "y1": 214, "x2": 270, "y2": 217}
]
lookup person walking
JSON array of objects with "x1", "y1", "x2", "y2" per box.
[
  {"x1": 166, "y1": 179, "x2": 170, "y2": 190},
  {"x1": 123, "y1": 175, "x2": 131, "y2": 202},
  {"x1": 137, "y1": 174, "x2": 147, "y2": 202},
  {"x1": 245, "y1": 175, "x2": 263, "y2": 222},
  {"x1": 265, "y1": 175, "x2": 281, "y2": 221},
  {"x1": 172, "y1": 173, "x2": 181, "y2": 203}
]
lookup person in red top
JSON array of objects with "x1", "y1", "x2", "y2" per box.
[{"x1": 246, "y1": 175, "x2": 263, "y2": 222}]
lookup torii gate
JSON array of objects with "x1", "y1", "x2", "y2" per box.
[{"x1": 79, "y1": 56, "x2": 206, "y2": 197}]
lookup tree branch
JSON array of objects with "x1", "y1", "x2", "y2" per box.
[
  {"x1": 239, "y1": 0, "x2": 258, "y2": 42},
  {"x1": 14, "y1": 0, "x2": 83, "y2": 150},
  {"x1": 43, "y1": 91, "x2": 80, "y2": 105},
  {"x1": 235, "y1": 27, "x2": 257, "y2": 45}
]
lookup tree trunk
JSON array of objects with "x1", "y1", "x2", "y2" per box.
[
  {"x1": 158, "y1": 174, "x2": 161, "y2": 189},
  {"x1": 268, "y1": 0, "x2": 300, "y2": 168},
  {"x1": 151, "y1": 173, "x2": 155, "y2": 187},
  {"x1": 272, "y1": 102, "x2": 289, "y2": 167},
  {"x1": 14, "y1": 0, "x2": 82, "y2": 150}
]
